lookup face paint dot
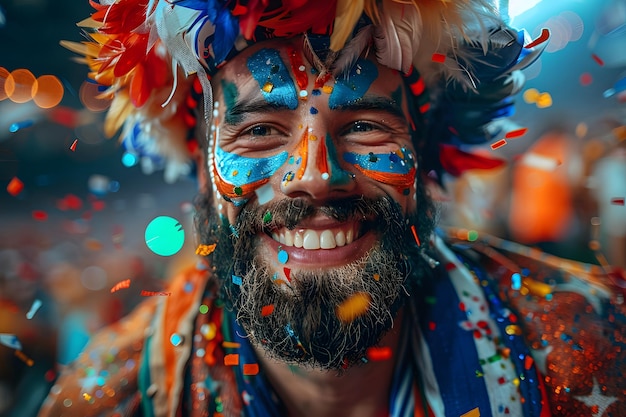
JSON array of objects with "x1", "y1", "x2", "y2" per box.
[
  {"x1": 277, "y1": 249, "x2": 289, "y2": 264},
  {"x1": 299, "y1": 90, "x2": 308, "y2": 98},
  {"x1": 298, "y1": 65, "x2": 306, "y2": 72},
  {"x1": 321, "y1": 173, "x2": 329, "y2": 180},
  {"x1": 199, "y1": 304, "x2": 209, "y2": 314},
  {"x1": 288, "y1": 156, "x2": 295, "y2": 164},
  {"x1": 322, "y1": 85, "x2": 333, "y2": 94},
  {"x1": 234, "y1": 186, "x2": 243, "y2": 196},
  {"x1": 403, "y1": 188, "x2": 410, "y2": 195},
  {"x1": 232, "y1": 170, "x2": 238, "y2": 176},
  {"x1": 212, "y1": 109, "x2": 219, "y2": 117},
  {"x1": 310, "y1": 107, "x2": 318, "y2": 114},
  {"x1": 310, "y1": 135, "x2": 317, "y2": 141},
  {"x1": 170, "y1": 333, "x2": 184, "y2": 346},
  {"x1": 144, "y1": 216, "x2": 185, "y2": 257},
  {"x1": 270, "y1": 64, "x2": 279, "y2": 74},
  {"x1": 312, "y1": 89, "x2": 321, "y2": 96},
  {"x1": 262, "y1": 82, "x2": 274, "y2": 93},
  {"x1": 368, "y1": 152, "x2": 378, "y2": 162}
]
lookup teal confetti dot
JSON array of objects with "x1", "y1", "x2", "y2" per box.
[
  {"x1": 277, "y1": 249, "x2": 288, "y2": 264},
  {"x1": 170, "y1": 333, "x2": 183, "y2": 346},
  {"x1": 511, "y1": 273, "x2": 522, "y2": 290},
  {"x1": 144, "y1": 216, "x2": 185, "y2": 257},
  {"x1": 232, "y1": 275, "x2": 242, "y2": 286}
]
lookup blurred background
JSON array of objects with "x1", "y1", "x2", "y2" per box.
[{"x1": 1, "y1": 0, "x2": 625, "y2": 415}]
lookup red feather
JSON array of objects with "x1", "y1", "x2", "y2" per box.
[{"x1": 439, "y1": 144, "x2": 506, "y2": 177}]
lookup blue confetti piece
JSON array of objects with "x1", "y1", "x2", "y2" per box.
[
  {"x1": 277, "y1": 249, "x2": 288, "y2": 264},
  {"x1": 9, "y1": 120, "x2": 34, "y2": 133},
  {"x1": 170, "y1": 333, "x2": 183, "y2": 346},
  {"x1": 232, "y1": 275, "x2": 242, "y2": 286},
  {"x1": 511, "y1": 272, "x2": 522, "y2": 290}
]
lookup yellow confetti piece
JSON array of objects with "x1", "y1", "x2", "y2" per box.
[
  {"x1": 336, "y1": 292, "x2": 371, "y2": 323},
  {"x1": 373, "y1": 273, "x2": 380, "y2": 281},
  {"x1": 536, "y1": 92, "x2": 553, "y2": 108},
  {"x1": 461, "y1": 407, "x2": 480, "y2": 417},
  {"x1": 195, "y1": 244, "x2": 217, "y2": 256},
  {"x1": 202, "y1": 323, "x2": 217, "y2": 340},
  {"x1": 522, "y1": 278, "x2": 552, "y2": 298},
  {"x1": 321, "y1": 85, "x2": 333, "y2": 94},
  {"x1": 15, "y1": 350, "x2": 34, "y2": 366},
  {"x1": 82, "y1": 393, "x2": 92, "y2": 401},
  {"x1": 505, "y1": 325, "x2": 523, "y2": 336},
  {"x1": 523, "y1": 88, "x2": 540, "y2": 104},
  {"x1": 262, "y1": 82, "x2": 274, "y2": 93},
  {"x1": 222, "y1": 341, "x2": 241, "y2": 349}
]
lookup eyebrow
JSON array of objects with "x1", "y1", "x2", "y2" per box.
[
  {"x1": 225, "y1": 96, "x2": 291, "y2": 125},
  {"x1": 224, "y1": 94, "x2": 406, "y2": 125},
  {"x1": 332, "y1": 96, "x2": 406, "y2": 120}
]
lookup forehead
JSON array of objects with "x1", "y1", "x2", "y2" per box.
[{"x1": 212, "y1": 37, "x2": 404, "y2": 97}]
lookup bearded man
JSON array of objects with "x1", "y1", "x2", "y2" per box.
[{"x1": 38, "y1": 1, "x2": 625, "y2": 416}]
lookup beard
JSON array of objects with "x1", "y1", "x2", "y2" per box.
[{"x1": 194, "y1": 183, "x2": 436, "y2": 371}]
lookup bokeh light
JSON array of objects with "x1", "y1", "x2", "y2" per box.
[
  {"x1": 5, "y1": 69, "x2": 37, "y2": 103},
  {"x1": 0, "y1": 67, "x2": 9, "y2": 101},
  {"x1": 79, "y1": 80, "x2": 112, "y2": 112},
  {"x1": 32, "y1": 74, "x2": 64, "y2": 109}
]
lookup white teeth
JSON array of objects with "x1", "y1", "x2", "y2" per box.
[
  {"x1": 270, "y1": 225, "x2": 359, "y2": 250},
  {"x1": 319, "y1": 230, "x2": 336, "y2": 249},
  {"x1": 303, "y1": 230, "x2": 320, "y2": 249},
  {"x1": 294, "y1": 230, "x2": 304, "y2": 248},
  {"x1": 346, "y1": 229, "x2": 354, "y2": 244},
  {"x1": 335, "y1": 230, "x2": 346, "y2": 247}
]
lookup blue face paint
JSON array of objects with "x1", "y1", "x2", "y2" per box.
[
  {"x1": 247, "y1": 48, "x2": 299, "y2": 110},
  {"x1": 328, "y1": 59, "x2": 378, "y2": 109},
  {"x1": 215, "y1": 146, "x2": 289, "y2": 187},
  {"x1": 324, "y1": 133, "x2": 352, "y2": 186},
  {"x1": 343, "y1": 148, "x2": 415, "y2": 175}
]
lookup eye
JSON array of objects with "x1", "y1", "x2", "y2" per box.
[
  {"x1": 244, "y1": 124, "x2": 280, "y2": 137},
  {"x1": 346, "y1": 121, "x2": 376, "y2": 133}
]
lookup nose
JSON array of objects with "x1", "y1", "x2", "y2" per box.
[{"x1": 280, "y1": 128, "x2": 355, "y2": 200}]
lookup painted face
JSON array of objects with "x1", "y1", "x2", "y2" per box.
[{"x1": 209, "y1": 38, "x2": 419, "y2": 273}]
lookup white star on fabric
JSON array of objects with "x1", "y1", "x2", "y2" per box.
[{"x1": 573, "y1": 377, "x2": 618, "y2": 417}]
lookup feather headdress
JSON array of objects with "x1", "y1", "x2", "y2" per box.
[{"x1": 64, "y1": 0, "x2": 549, "y2": 181}]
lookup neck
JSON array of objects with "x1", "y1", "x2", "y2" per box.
[{"x1": 255, "y1": 310, "x2": 418, "y2": 417}]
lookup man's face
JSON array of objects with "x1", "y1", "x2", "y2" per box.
[{"x1": 197, "y1": 37, "x2": 433, "y2": 369}]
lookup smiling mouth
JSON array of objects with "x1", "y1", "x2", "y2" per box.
[{"x1": 267, "y1": 222, "x2": 364, "y2": 250}]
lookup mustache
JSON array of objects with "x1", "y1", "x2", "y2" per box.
[{"x1": 233, "y1": 195, "x2": 406, "y2": 237}]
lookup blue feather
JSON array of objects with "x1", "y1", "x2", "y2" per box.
[{"x1": 212, "y1": 8, "x2": 240, "y2": 63}]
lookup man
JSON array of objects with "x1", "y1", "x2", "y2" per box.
[{"x1": 39, "y1": 1, "x2": 625, "y2": 416}]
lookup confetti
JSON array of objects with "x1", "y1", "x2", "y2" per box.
[
  {"x1": 243, "y1": 363, "x2": 260, "y2": 375},
  {"x1": 110, "y1": 279, "x2": 131, "y2": 293},
  {"x1": 32, "y1": 210, "x2": 48, "y2": 221},
  {"x1": 410, "y1": 225, "x2": 421, "y2": 246},
  {"x1": 261, "y1": 304, "x2": 275, "y2": 316},
  {"x1": 536, "y1": 92, "x2": 553, "y2": 108},
  {"x1": 283, "y1": 267, "x2": 291, "y2": 281},
  {"x1": 6, "y1": 177, "x2": 24, "y2": 196},
  {"x1": 431, "y1": 53, "x2": 446, "y2": 63},
  {"x1": 170, "y1": 333, "x2": 184, "y2": 346},
  {"x1": 611, "y1": 197, "x2": 625, "y2": 206},
  {"x1": 199, "y1": 304, "x2": 209, "y2": 314},
  {"x1": 0, "y1": 333, "x2": 22, "y2": 350},
  {"x1": 511, "y1": 273, "x2": 522, "y2": 290},
  {"x1": 366, "y1": 346, "x2": 393, "y2": 361},
  {"x1": 591, "y1": 53, "x2": 604, "y2": 66},
  {"x1": 26, "y1": 299, "x2": 42, "y2": 319},
  {"x1": 15, "y1": 350, "x2": 34, "y2": 366},
  {"x1": 490, "y1": 139, "x2": 507, "y2": 150},
  {"x1": 460, "y1": 408, "x2": 480, "y2": 417},
  {"x1": 140, "y1": 290, "x2": 171, "y2": 296},
  {"x1": 579, "y1": 73, "x2": 593, "y2": 86},
  {"x1": 277, "y1": 249, "x2": 289, "y2": 264},
  {"x1": 232, "y1": 275, "x2": 242, "y2": 286},
  {"x1": 70, "y1": 139, "x2": 78, "y2": 151},
  {"x1": 144, "y1": 216, "x2": 185, "y2": 257},
  {"x1": 82, "y1": 393, "x2": 92, "y2": 402},
  {"x1": 195, "y1": 243, "x2": 217, "y2": 256},
  {"x1": 222, "y1": 341, "x2": 241, "y2": 349},
  {"x1": 336, "y1": 292, "x2": 371, "y2": 323},
  {"x1": 504, "y1": 128, "x2": 528, "y2": 139},
  {"x1": 224, "y1": 354, "x2": 240, "y2": 366},
  {"x1": 255, "y1": 183, "x2": 274, "y2": 205},
  {"x1": 9, "y1": 120, "x2": 34, "y2": 133}
]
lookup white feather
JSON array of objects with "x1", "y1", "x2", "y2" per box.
[
  {"x1": 332, "y1": 25, "x2": 375, "y2": 77},
  {"x1": 373, "y1": 1, "x2": 422, "y2": 74}
]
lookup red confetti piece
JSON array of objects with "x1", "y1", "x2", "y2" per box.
[
  {"x1": 428, "y1": 321, "x2": 437, "y2": 331},
  {"x1": 505, "y1": 128, "x2": 528, "y2": 139},
  {"x1": 6, "y1": 177, "x2": 24, "y2": 196},
  {"x1": 525, "y1": 28, "x2": 550, "y2": 49},
  {"x1": 611, "y1": 197, "x2": 625, "y2": 206},
  {"x1": 410, "y1": 225, "x2": 421, "y2": 246},
  {"x1": 57, "y1": 194, "x2": 83, "y2": 211},
  {"x1": 70, "y1": 139, "x2": 78, "y2": 151},
  {"x1": 490, "y1": 139, "x2": 507, "y2": 150},
  {"x1": 224, "y1": 353, "x2": 239, "y2": 366},
  {"x1": 579, "y1": 73, "x2": 593, "y2": 86},
  {"x1": 445, "y1": 262, "x2": 457, "y2": 271},
  {"x1": 110, "y1": 279, "x2": 131, "y2": 293},
  {"x1": 431, "y1": 53, "x2": 446, "y2": 63},
  {"x1": 243, "y1": 363, "x2": 260, "y2": 375},
  {"x1": 592, "y1": 54, "x2": 605, "y2": 66},
  {"x1": 261, "y1": 304, "x2": 274, "y2": 317},
  {"x1": 283, "y1": 267, "x2": 291, "y2": 281},
  {"x1": 140, "y1": 290, "x2": 171, "y2": 296},
  {"x1": 32, "y1": 210, "x2": 48, "y2": 221},
  {"x1": 366, "y1": 346, "x2": 393, "y2": 361},
  {"x1": 524, "y1": 355, "x2": 534, "y2": 370}
]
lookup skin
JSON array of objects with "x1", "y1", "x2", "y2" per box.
[{"x1": 198, "y1": 37, "x2": 426, "y2": 417}]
